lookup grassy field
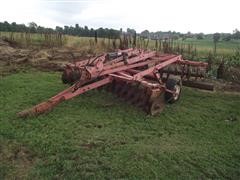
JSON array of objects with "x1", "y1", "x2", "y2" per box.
[
  {"x1": 0, "y1": 70, "x2": 240, "y2": 179},
  {"x1": 1, "y1": 31, "x2": 240, "y2": 56},
  {"x1": 67, "y1": 36, "x2": 240, "y2": 56},
  {"x1": 176, "y1": 39, "x2": 240, "y2": 56}
]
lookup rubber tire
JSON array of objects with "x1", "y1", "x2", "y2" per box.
[{"x1": 165, "y1": 79, "x2": 182, "y2": 104}]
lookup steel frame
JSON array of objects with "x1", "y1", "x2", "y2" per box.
[{"x1": 18, "y1": 48, "x2": 209, "y2": 117}]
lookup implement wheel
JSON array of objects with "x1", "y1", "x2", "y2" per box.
[
  {"x1": 165, "y1": 79, "x2": 182, "y2": 103},
  {"x1": 148, "y1": 93, "x2": 165, "y2": 115}
]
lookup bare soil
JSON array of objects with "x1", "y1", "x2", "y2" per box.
[
  {"x1": 0, "y1": 140, "x2": 37, "y2": 179},
  {"x1": 0, "y1": 38, "x2": 91, "y2": 76}
]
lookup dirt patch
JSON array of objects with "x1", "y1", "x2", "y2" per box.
[
  {"x1": 0, "y1": 38, "x2": 91, "y2": 76},
  {"x1": 205, "y1": 78, "x2": 240, "y2": 92},
  {"x1": 0, "y1": 140, "x2": 37, "y2": 179}
]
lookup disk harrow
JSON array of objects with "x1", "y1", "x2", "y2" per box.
[{"x1": 18, "y1": 48, "x2": 213, "y2": 117}]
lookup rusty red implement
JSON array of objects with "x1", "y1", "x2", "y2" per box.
[{"x1": 18, "y1": 48, "x2": 213, "y2": 117}]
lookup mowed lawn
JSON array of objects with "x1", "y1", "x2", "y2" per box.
[{"x1": 0, "y1": 71, "x2": 240, "y2": 179}]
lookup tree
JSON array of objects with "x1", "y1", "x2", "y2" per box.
[
  {"x1": 186, "y1": 31, "x2": 193, "y2": 38},
  {"x1": 127, "y1": 28, "x2": 136, "y2": 35},
  {"x1": 196, "y1": 33, "x2": 204, "y2": 40},
  {"x1": 222, "y1": 34, "x2": 232, "y2": 41},
  {"x1": 18, "y1": 24, "x2": 27, "y2": 32},
  {"x1": 3, "y1": 21, "x2": 10, "y2": 31},
  {"x1": 233, "y1": 29, "x2": 240, "y2": 39},
  {"x1": 213, "y1": 33, "x2": 221, "y2": 55},
  {"x1": 28, "y1": 22, "x2": 37, "y2": 33},
  {"x1": 140, "y1": 30, "x2": 149, "y2": 39},
  {"x1": 74, "y1": 24, "x2": 80, "y2": 35},
  {"x1": 55, "y1": 26, "x2": 63, "y2": 33},
  {"x1": 11, "y1": 22, "x2": 17, "y2": 32},
  {"x1": 37, "y1": 26, "x2": 45, "y2": 33},
  {"x1": 64, "y1": 26, "x2": 69, "y2": 34}
]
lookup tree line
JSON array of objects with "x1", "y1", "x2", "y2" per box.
[
  {"x1": 0, "y1": 21, "x2": 121, "y2": 39},
  {"x1": 0, "y1": 21, "x2": 240, "y2": 41}
]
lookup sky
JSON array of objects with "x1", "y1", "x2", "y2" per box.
[{"x1": 0, "y1": 0, "x2": 239, "y2": 33}]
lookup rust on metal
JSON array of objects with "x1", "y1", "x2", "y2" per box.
[{"x1": 18, "y1": 48, "x2": 212, "y2": 118}]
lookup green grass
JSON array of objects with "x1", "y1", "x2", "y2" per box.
[
  {"x1": 146, "y1": 38, "x2": 240, "y2": 56},
  {"x1": 177, "y1": 38, "x2": 240, "y2": 55},
  {"x1": 0, "y1": 71, "x2": 240, "y2": 179},
  {"x1": 1, "y1": 31, "x2": 240, "y2": 56},
  {"x1": 0, "y1": 31, "x2": 66, "y2": 47}
]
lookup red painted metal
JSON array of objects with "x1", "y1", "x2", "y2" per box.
[
  {"x1": 63, "y1": 77, "x2": 112, "y2": 100},
  {"x1": 18, "y1": 48, "x2": 210, "y2": 117},
  {"x1": 133, "y1": 55, "x2": 182, "y2": 80}
]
